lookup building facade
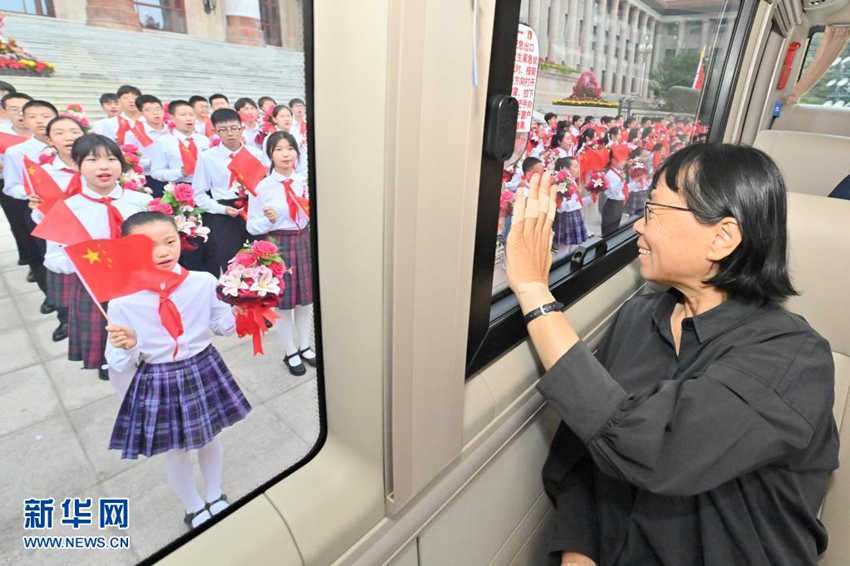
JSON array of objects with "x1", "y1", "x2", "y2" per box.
[
  {"x1": 6, "y1": 0, "x2": 303, "y2": 50},
  {"x1": 520, "y1": 0, "x2": 734, "y2": 98}
]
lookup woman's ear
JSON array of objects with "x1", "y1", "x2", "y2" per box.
[{"x1": 707, "y1": 217, "x2": 741, "y2": 261}]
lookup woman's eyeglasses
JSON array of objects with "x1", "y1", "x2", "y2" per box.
[{"x1": 644, "y1": 201, "x2": 693, "y2": 224}]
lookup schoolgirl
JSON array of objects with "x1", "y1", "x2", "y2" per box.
[
  {"x1": 105, "y1": 211, "x2": 251, "y2": 530},
  {"x1": 61, "y1": 134, "x2": 152, "y2": 379},
  {"x1": 627, "y1": 148, "x2": 651, "y2": 216},
  {"x1": 262, "y1": 105, "x2": 307, "y2": 176},
  {"x1": 234, "y1": 98, "x2": 263, "y2": 151},
  {"x1": 28, "y1": 116, "x2": 85, "y2": 342},
  {"x1": 552, "y1": 157, "x2": 587, "y2": 249},
  {"x1": 543, "y1": 130, "x2": 573, "y2": 171},
  {"x1": 601, "y1": 147, "x2": 628, "y2": 237},
  {"x1": 245, "y1": 131, "x2": 316, "y2": 376}
]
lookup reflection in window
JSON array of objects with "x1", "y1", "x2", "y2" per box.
[
  {"x1": 492, "y1": 0, "x2": 739, "y2": 294},
  {"x1": 0, "y1": 0, "x2": 54, "y2": 16},
  {"x1": 800, "y1": 32, "x2": 850, "y2": 108},
  {"x1": 0, "y1": 3, "x2": 318, "y2": 563}
]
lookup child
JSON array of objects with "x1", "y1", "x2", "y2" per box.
[
  {"x1": 189, "y1": 95, "x2": 214, "y2": 138},
  {"x1": 192, "y1": 108, "x2": 270, "y2": 276},
  {"x1": 627, "y1": 148, "x2": 651, "y2": 215},
  {"x1": 150, "y1": 100, "x2": 210, "y2": 188},
  {"x1": 60, "y1": 134, "x2": 152, "y2": 379},
  {"x1": 544, "y1": 130, "x2": 573, "y2": 171},
  {"x1": 105, "y1": 211, "x2": 251, "y2": 530},
  {"x1": 29, "y1": 116, "x2": 85, "y2": 342},
  {"x1": 127, "y1": 94, "x2": 169, "y2": 197},
  {"x1": 503, "y1": 157, "x2": 544, "y2": 243},
  {"x1": 234, "y1": 98, "x2": 262, "y2": 151},
  {"x1": 601, "y1": 147, "x2": 628, "y2": 237},
  {"x1": 208, "y1": 93, "x2": 230, "y2": 111},
  {"x1": 288, "y1": 98, "x2": 308, "y2": 149},
  {"x1": 257, "y1": 96, "x2": 277, "y2": 114},
  {"x1": 245, "y1": 131, "x2": 315, "y2": 375},
  {"x1": 4, "y1": 99, "x2": 58, "y2": 306},
  {"x1": 92, "y1": 85, "x2": 144, "y2": 144},
  {"x1": 552, "y1": 157, "x2": 587, "y2": 250},
  {"x1": 263, "y1": 105, "x2": 307, "y2": 176},
  {"x1": 0, "y1": 92, "x2": 33, "y2": 271}
]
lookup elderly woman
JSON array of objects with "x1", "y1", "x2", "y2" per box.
[{"x1": 506, "y1": 144, "x2": 838, "y2": 566}]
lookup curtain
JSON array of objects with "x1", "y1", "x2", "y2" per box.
[{"x1": 784, "y1": 26, "x2": 850, "y2": 105}]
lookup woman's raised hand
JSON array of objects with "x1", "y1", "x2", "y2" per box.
[{"x1": 506, "y1": 172, "x2": 556, "y2": 293}]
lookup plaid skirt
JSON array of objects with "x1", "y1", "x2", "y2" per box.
[
  {"x1": 554, "y1": 210, "x2": 588, "y2": 246},
  {"x1": 109, "y1": 344, "x2": 251, "y2": 460},
  {"x1": 267, "y1": 228, "x2": 313, "y2": 310},
  {"x1": 628, "y1": 189, "x2": 649, "y2": 216},
  {"x1": 46, "y1": 270, "x2": 76, "y2": 310},
  {"x1": 67, "y1": 275, "x2": 108, "y2": 369}
]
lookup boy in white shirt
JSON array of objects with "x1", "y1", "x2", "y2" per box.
[
  {"x1": 150, "y1": 99, "x2": 209, "y2": 188},
  {"x1": 92, "y1": 85, "x2": 144, "y2": 144},
  {"x1": 126, "y1": 94, "x2": 170, "y2": 197}
]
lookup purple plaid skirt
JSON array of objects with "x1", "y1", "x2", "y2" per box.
[
  {"x1": 109, "y1": 344, "x2": 251, "y2": 460},
  {"x1": 46, "y1": 270, "x2": 75, "y2": 309},
  {"x1": 554, "y1": 210, "x2": 588, "y2": 246},
  {"x1": 628, "y1": 189, "x2": 649, "y2": 216},
  {"x1": 67, "y1": 275, "x2": 108, "y2": 369},
  {"x1": 267, "y1": 228, "x2": 313, "y2": 310}
]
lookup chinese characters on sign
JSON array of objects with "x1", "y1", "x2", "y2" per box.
[
  {"x1": 512, "y1": 24, "x2": 539, "y2": 134},
  {"x1": 23, "y1": 498, "x2": 129, "y2": 530}
]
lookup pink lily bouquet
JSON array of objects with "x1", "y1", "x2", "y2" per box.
[
  {"x1": 119, "y1": 144, "x2": 152, "y2": 194},
  {"x1": 148, "y1": 182, "x2": 210, "y2": 247},
  {"x1": 216, "y1": 240, "x2": 289, "y2": 355}
]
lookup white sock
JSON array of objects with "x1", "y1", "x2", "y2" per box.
[
  {"x1": 197, "y1": 437, "x2": 223, "y2": 503},
  {"x1": 164, "y1": 450, "x2": 205, "y2": 514},
  {"x1": 294, "y1": 304, "x2": 314, "y2": 356},
  {"x1": 276, "y1": 309, "x2": 298, "y2": 356}
]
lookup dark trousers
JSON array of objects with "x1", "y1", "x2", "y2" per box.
[
  {"x1": 24, "y1": 214, "x2": 47, "y2": 295},
  {"x1": 1, "y1": 193, "x2": 35, "y2": 264},
  {"x1": 145, "y1": 176, "x2": 167, "y2": 199},
  {"x1": 601, "y1": 198, "x2": 625, "y2": 237},
  {"x1": 179, "y1": 239, "x2": 207, "y2": 272},
  {"x1": 202, "y1": 199, "x2": 247, "y2": 277}
]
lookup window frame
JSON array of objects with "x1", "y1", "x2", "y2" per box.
[
  {"x1": 139, "y1": 0, "x2": 328, "y2": 562},
  {"x1": 797, "y1": 25, "x2": 826, "y2": 85},
  {"x1": 465, "y1": 0, "x2": 759, "y2": 376}
]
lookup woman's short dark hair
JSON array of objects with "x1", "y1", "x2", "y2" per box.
[
  {"x1": 71, "y1": 134, "x2": 128, "y2": 172},
  {"x1": 265, "y1": 130, "x2": 300, "y2": 163},
  {"x1": 121, "y1": 211, "x2": 178, "y2": 237},
  {"x1": 651, "y1": 143, "x2": 797, "y2": 303}
]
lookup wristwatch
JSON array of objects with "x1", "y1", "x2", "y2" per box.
[{"x1": 523, "y1": 300, "x2": 564, "y2": 324}]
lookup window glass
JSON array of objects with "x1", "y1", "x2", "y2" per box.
[
  {"x1": 799, "y1": 31, "x2": 850, "y2": 107},
  {"x1": 492, "y1": 0, "x2": 740, "y2": 295},
  {"x1": 0, "y1": 3, "x2": 319, "y2": 563}
]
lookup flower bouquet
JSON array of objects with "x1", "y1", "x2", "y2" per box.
[
  {"x1": 585, "y1": 170, "x2": 609, "y2": 203},
  {"x1": 216, "y1": 240, "x2": 289, "y2": 355},
  {"x1": 118, "y1": 144, "x2": 152, "y2": 194},
  {"x1": 148, "y1": 182, "x2": 210, "y2": 250}
]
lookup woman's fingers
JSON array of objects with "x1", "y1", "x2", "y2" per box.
[
  {"x1": 512, "y1": 187, "x2": 526, "y2": 232},
  {"x1": 523, "y1": 173, "x2": 541, "y2": 240}
]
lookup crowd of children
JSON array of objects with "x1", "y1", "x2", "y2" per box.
[
  {"x1": 498, "y1": 111, "x2": 708, "y2": 255},
  {"x1": 0, "y1": 80, "x2": 313, "y2": 531}
]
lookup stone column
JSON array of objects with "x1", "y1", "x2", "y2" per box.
[
  {"x1": 603, "y1": 0, "x2": 618, "y2": 93},
  {"x1": 639, "y1": 13, "x2": 650, "y2": 97},
  {"x1": 650, "y1": 18, "x2": 661, "y2": 71},
  {"x1": 700, "y1": 18, "x2": 711, "y2": 48},
  {"x1": 225, "y1": 0, "x2": 263, "y2": 46},
  {"x1": 529, "y1": 0, "x2": 541, "y2": 36},
  {"x1": 547, "y1": 0, "x2": 565, "y2": 63},
  {"x1": 566, "y1": 0, "x2": 580, "y2": 67},
  {"x1": 581, "y1": 0, "x2": 594, "y2": 69},
  {"x1": 594, "y1": 0, "x2": 607, "y2": 76},
  {"x1": 676, "y1": 20, "x2": 686, "y2": 53},
  {"x1": 86, "y1": 0, "x2": 141, "y2": 31},
  {"x1": 281, "y1": 0, "x2": 304, "y2": 50},
  {"x1": 645, "y1": 18, "x2": 656, "y2": 96},
  {"x1": 617, "y1": 5, "x2": 629, "y2": 86}
]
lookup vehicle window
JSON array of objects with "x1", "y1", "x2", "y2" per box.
[
  {"x1": 0, "y1": 3, "x2": 320, "y2": 563},
  {"x1": 491, "y1": 0, "x2": 741, "y2": 295},
  {"x1": 799, "y1": 31, "x2": 850, "y2": 107}
]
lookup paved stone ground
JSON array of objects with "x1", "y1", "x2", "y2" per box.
[{"x1": 0, "y1": 215, "x2": 320, "y2": 565}]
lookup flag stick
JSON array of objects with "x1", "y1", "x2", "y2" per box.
[{"x1": 70, "y1": 269, "x2": 110, "y2": 323}]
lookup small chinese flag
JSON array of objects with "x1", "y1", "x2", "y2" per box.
[
  {"x1": 178, "y1": 138, "x2": 198, "y2": 175},
  {"x1": 23, "y1": 156, "x2": 65, "y2": 212},
  {"x1": 611, "y1": 144, "x2": 631, "y2": 163},
  {"x1": 31, "y1": 200, "x2": 91, "y2": 245},
  {"x1": 65, "y1": 235, "x2": 181, "y2": 303},
  {"x1": 227, "y1": 147, "x2": 265, "y2": 196},
  {"x1": 0, "y1": 131, "x2": 27, "y2": 154},
  {"x1": 204, "y1": 118, "x2": 215, "y2": 138},
  {"x1": 693, "y1": 46, "x2": 706, "y2": 90}
]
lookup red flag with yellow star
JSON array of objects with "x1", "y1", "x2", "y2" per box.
[
  {"x1": 64, "y1": 235, "x2": 181, "y2": 303},
  {"x1": 23, "y1": 156, "x2": 65, "y2": 212},
  {"x1": 0, "y1": 131, "x2": 27, "y2": 154},
  {"x1": 227, "y1": 147, "x2": 264, "y2": 196},
  {"x1": 30, "y1": 200, "x2": 91, "y2": 245}
]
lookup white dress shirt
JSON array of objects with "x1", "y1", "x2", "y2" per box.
[
  {"x1": 0, "y1": 120, "x2": 16, "y2": 134},
  {"x1": 105, "y1": 267, "x2": 236, "y2": 372},
  {"x1": 124, "y1": 123, "x2": 169, "y2": 175},
  {"x1": 91, "y1": 112, "x2": 145, "y2": 143},
  {"x1": 3, "y1": 137, "x2": 48, "y2": 199},
  {"x1": 604, "y1": 168, "x2": 626, "y2": 201},
  {"x1": 243, "y1": 125, "x2": 263, "y2": 151},
  {"x1": 559, "y1": 174, "x2": 582, "y2": 213},
  {"x1": 191, "y1": 143, "x2": 270, "y2": 215},
  {"x1": 150, "y1": 129, "x2": 210, "y2": 184},
  {"x1": 246, "y1": 170, "x2": 309, "y2": 235}
]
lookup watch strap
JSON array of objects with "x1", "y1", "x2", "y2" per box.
[{"x1": 523, "y1": 300, "x2": 564, "y2": 324}]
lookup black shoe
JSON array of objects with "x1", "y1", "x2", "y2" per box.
[
  {"x1": 299, "y1": 348, "x2": 317, "y2": 367},
  {"x1": 40, "y1": 300, "x2": 56, "y2": 315},
  {"x1": 183, "y1": 507, "x2": 212, "y2": 530},
  {"x1": 52, "y1": 321, "x2": 68, "y2": 342},
  {"x1": 26, "y1": 269, "x2": 36, "y2": 283},
  {"x1": 206, "y1": 494, "x2": 229, "y2": 515},
  {"x1": 98, "y1": 367, "x2": 109, "y2": 381},
  {"x1": 284, "y1": 353, "x2": 306, "y2": 376},
  {"x1": 17, "y1": 258, "x2": 28, "y2": 266}
]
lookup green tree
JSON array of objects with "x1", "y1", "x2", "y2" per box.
[
  {"x1": 650, "y1": 49, "x2": 700, "y2": 96},
  {"x1": 800, "y1": 33, "x2": 850, "y2": 105}
]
